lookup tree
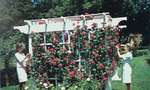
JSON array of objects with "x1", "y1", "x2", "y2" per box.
[{"x1": 102, "y1": 0, "x2": 136, "y2": 17}]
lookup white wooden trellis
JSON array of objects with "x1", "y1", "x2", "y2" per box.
[
  {"x1": 14, "y1": 12, "x2": 127, "y2": 90},
  {"x1": 14, "y1": 12, "x2": 127, "y2": 56}
]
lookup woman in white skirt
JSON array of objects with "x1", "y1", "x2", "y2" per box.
[
  {"x1": 116, "y1": 44, "x2": 133, "y2": 90},
  {"x1": 15, "y1": 43, "x2": 31, "y2": 90}
]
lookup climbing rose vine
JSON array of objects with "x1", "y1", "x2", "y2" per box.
[{"x1": 31, "y1": 25, "x2": 121, "y2": 89}]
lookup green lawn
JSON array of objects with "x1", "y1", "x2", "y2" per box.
[{"x1": 1, "y1": 54, "x2": 150, "y2": 90}]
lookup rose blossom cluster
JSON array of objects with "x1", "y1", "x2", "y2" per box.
[{"x1": 32, "y1": 24, "x2": 122, "y2": 88}]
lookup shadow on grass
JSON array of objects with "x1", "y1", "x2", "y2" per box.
[
  {"x1": 0, "y1": 67, "x2": 19, "y2": 88},
  {"x1": 145, "y1": 58, "x2": 150, "y2": 66}
]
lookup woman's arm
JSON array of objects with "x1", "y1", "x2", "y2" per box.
[
  {"x1": 25, "y1": 53, "x2": 32, "y2": 65},
  {"x1": 15, "y1": 53, "x2": 27, "y2": 68},
  {"x1": 22, "y1": 55, "x2": 29, "y2": 63},
  {"x1": 26, "y1": 53, "x2": 31, "y2": 61},
  {"x1": 15, "y1": 53, "x2": 30, "y2": 64},
  {"x1": 116, "y1": 48, "x2": 123, "y2": 59}
]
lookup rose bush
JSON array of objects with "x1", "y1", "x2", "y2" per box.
[{"x1": 31, "y1": 25, "x2": 122, "y2": 89}]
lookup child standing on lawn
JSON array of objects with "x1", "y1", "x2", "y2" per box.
[
  {"x1": 116, "y1": 44, "x2": 133, "y2": 90},
  {"x1": 15, "y1": 43, "x2": 31, "y2": 90}
]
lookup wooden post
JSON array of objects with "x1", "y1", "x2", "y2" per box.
[
  {"x1": 102, "y1": 14, "x2": 106, "y2": 28},
  {"x1": 29, "y1": 34, "x2": 33, "y2": 56},
  {"x1": 61, "y1": 17, "x2": 66, "y2": 44},
  {"x1": 27, "y1": 24, "x2": 33, "y2": 56},
  {"x1": 44, "y1": 24, "x2": 47, "y2": 51}
]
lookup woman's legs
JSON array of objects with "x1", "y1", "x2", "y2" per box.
[
  {"x1": 126, "y1": 83, "x2": 131, "y2": 90},
  {"x1": 19, "y1": 83, "x2": 22, "y2": 90},
  {"x1": 19, "y1": 82, "x2": 26, "y2": 90}
]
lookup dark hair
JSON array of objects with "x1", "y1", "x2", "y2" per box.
[
  {"x1": 126, "y1": 43, "x2": 133, "y2": 52},
  {"x1": 120, "y1": 44, "x2": 132, "y2": 54},
  {"x1": 16, "y1": 42, "x2": 26, "y2": 52}
]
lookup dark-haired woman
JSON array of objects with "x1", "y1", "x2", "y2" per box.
[
  {"x1": 15, "y1": 43, "x2": 31, "y2": 90},
  {"x1": 116, "y1": 44, "x2": 133, "y2": 90}
]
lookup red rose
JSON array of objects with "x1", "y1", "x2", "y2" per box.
[
  {"x1": 77, "y1": 72, "x2": 83, "y2": 80},
  {"x1": 81, "y1": 31, "x2": 86, "y2": 36},
  {"x1": 90, "y1": 33, "x2": 95, "y2": 40},
  {"x1": 70, "y1": 61, "x2": 76, "y2": 65},
  {"x1": 50, "y1": 57, "x2": 58, "y2": 66},
  {"x1": 51, "y1": 60, "x2": 57, "y2": 66},
  {"x1": 58, "y1": 64, "x2": 63, "y2": 68},
  {"x1": 54, "y1": 57, "x2": 58, "y2": 62},
  {"x1": 108, "y1": 47, "x2": 112, "y2": 54},
  {"x1": 111, "y1": 60, "x2": 116, "y2": 69},
  {"x1": 61, "y1": 47, "x2": 67, "y2": 52},
  {"x1": 52, "y1": 48, "x2": 56, "y2": 52},
  {"x1": 68, "y1": 51, "x2": 73, "y2": 55},
  {"x1": 108, "y1": 35, "x2": 113, "y2": 40},
  {"x1": 69, "y1": 71, "x2": 76, "y2": 79},
  {"x1": 38, "y1": 20, "x2": 45, "y2": 24},
  {"x1": 92, "y1": 51, "x2": 98, "y2": 56},
  {"x1": 52, "y1": 37, "x2": 59, "y2": 44},
  {"x1": 48, "y1": 47, "x2": 53, "y2": 52},
  {"x1": 90, "y1": 44, "x2": 94, "y2": 48},
  {"x1": 64, "y1": 57, "x2": 68, "y2": 61},
  {"x1": 91, "y1": 23, "x2": 97, "y2": 28},
  {"x1": 89, "y1": 60, "x2": 95, "y2": 64},
  {"x1": 98, "y1": 63, "x2": 104, "y2": 69},
  {"x1": 116, "y1": 32, "x2": 120, "y2": 36},
  {"x1": 102, "y1": 74, "x2": 108, "y2": 81},
  {"x1": 115, "y1": 43, "x2": 121, "y2": 48},
  {"x1": 102, "y1": 76, "x2": 108, "y2": 81},
  {"x1": 82, "y1": 40, "x2": 86, "y2": 45},
  {"x1": 99, "y1": 45, "x2": 103, "y2": 48},
  {"x1": 64, "y1": 33, "x2": 68, "y2": 41}
]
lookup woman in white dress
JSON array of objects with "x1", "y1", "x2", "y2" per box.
[
  {"x1": 15, "y1": 43, "x2": 31, "y2": 90},
  {"x1": 116, "y1": 44, "x2": 133, "y2": 90}
]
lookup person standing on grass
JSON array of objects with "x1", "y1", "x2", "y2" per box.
[
  {"x1": 116, "y1": 44, "x2": 133, "y2": 90},
  {"x1": 15, "y1": 43, "x2": 32, "y2": 90}
]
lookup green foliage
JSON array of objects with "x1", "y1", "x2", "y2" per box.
[
  {"x1": 82, "y1": 2, "x2": 93, "y2": 10},
  {"x1": 102, "y1": 0, "x2": 136, "y2": 16},
  {"x1": 134, "y1": 0, "x2": 150, "y2": 13},
  {"x1": 121, "y1": 0, "x2": 136, "y2": 16},
  {"x1": 0, "y1": 30, "x2": 27, "y2": 61},
  {"x1": 67, "y1": 79, "x2": 100, "y2": 90}
]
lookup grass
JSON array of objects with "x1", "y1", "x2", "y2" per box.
[
  {"x1": 0, "y1": 57, "x2": 16, "y2": 70},
  {"x1": 1, "y1": 53, "x2": 150, "y2": 90},
  {"x1": 0, "y1": 57, "x2": 5, "y2": 70}
]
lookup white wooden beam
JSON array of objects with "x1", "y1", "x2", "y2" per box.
[
  {"x1": 112, "y1": 17, "x2": 127, "y2": 26},
  {"x1": 14, "y1": 14, "x2": 127, "y2": 34}
]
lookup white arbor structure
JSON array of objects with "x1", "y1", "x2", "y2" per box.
[
  {"x1": 14, "y1": 12, "x2": 127, "y2": 56},
  {"x1": 14, "y1": 12, "x2": 127, "y2": 90}
]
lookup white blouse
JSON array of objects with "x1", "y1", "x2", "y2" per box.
[
  {"x1": 122, "y1": 52, "x2": 133, "y2": 69},
  {"x1": 15, "y1": 52, "x2": 28, "y2": 68}
]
